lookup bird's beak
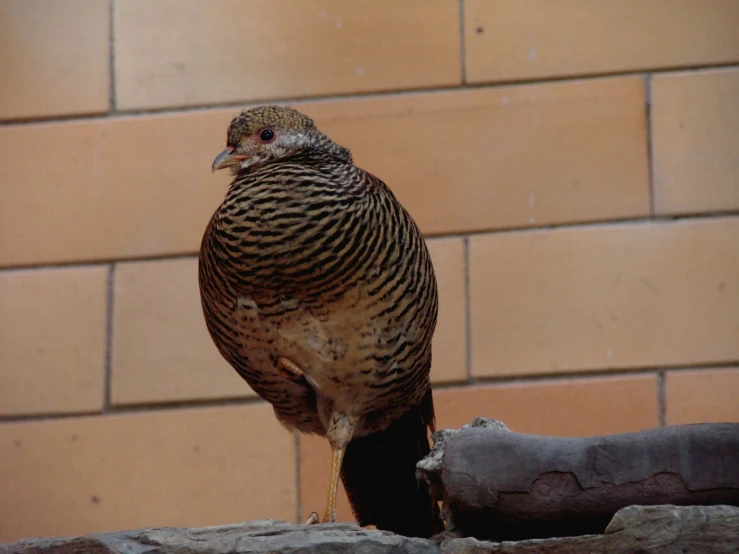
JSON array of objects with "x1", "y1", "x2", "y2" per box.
[{"x1": 212, "y1": 146, "x2": 247, "y2": 172}]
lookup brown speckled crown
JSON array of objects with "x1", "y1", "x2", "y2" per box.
[
  {"x1": 225, "y1": 105, "x2": 352, "y2": 163},
  {"x1": 226, "y1": 106, "x2": 314, "y2": 144}
]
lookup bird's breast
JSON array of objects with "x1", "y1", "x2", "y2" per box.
[
  {"x1": 201, "y1": 163, "x2": 435, "y2": 430},
  {"x1": 233, "y1": 286, "x2": 410, "y2": 412},
  {"x1": 213, "y1": 190, "x2": 376, "y2": 299}
]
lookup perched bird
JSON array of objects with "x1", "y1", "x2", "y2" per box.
[{"x1": 198, "y1": 105, "x2": 442, "y2": 537}]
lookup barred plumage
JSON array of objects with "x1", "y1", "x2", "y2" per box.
[{"x1": 198, "y1": 106, "x2": 441, "y2": 537}]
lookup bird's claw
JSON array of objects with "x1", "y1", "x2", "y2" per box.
[
  {"x1": 303, "y1": 511, "x2": 376, "y2": 530},
  {"x1": 276, "y1": 356, "x2": 306, "y2": 381}
]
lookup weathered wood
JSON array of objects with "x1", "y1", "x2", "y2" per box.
[{"x1": 435, "y1": 422, "x2": 739, "y2": 541}]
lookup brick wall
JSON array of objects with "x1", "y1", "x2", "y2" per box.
[{"x1": 1, "y1": 0, "x2": 738, "y2": 542}]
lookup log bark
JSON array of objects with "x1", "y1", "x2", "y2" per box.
[{"x1": 432, "y1": 421, "x2": 739, "y2": 541}]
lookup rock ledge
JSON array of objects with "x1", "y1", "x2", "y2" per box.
[{"x1": 3, "y1": 505, "x2": 739, "y2": 554}]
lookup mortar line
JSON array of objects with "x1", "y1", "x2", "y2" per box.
[
  {"x1": 462, "y1": 237, "x2": 473, "y2": 382},
  {"x1": 102, "y1": 263, "x2": 115, "y2": 411},
  {"x1": 0, "y1": 396, "x2": 265, "y2": 424},
  {"x1": 108, "y1": 0, "x2": 116, "y2": 113},
  {"x1": 3, "y1": 62, "x2": 739, "y2": 126},
  {"x1": 657, "y1": 370, "x2": 667, "y2": 426},
  {"x1": 430, "y1": 361, "x2": 738, "y2": 390},
  {"x1": 458, "y1": 0, "x2": 467, "y2": 84},
  {"x1": 294, "y1": 430, "x2": 302, "y2": 523},
  {"x1": 2, "y1": 362, "x2": 734, "y2": 425},
  {"x1": 644, "y1": 73, "x2": 656, "y2": 216},
  {"x1": 4, "y1": 211, "x2": 738, "y2": 273}
]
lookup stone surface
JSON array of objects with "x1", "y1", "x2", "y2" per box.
[
  {"x1": 0, "y1": 520, "x2": 438, "y2": 554},
  {"x1": 3, "y1": 506, "x2": 739, "y2": 553},
  {"x1": 432, "y1": 421, "x2": 739, "y2": 540}
]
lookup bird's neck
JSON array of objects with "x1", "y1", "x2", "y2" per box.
[
  {"x1": 233, "y1": 146, "x2": 351, "y2": 178},
  {"x1": 207, "y1": 154, "x2": 380, "y2": 298}
]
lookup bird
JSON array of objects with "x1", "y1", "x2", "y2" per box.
[{"x1": 198, "y1": 105, "x2": 442, "y2": 538}]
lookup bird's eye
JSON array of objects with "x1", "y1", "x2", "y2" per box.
[{"x1": 259, "y1": 128, "x2": 275, "y2": 143}]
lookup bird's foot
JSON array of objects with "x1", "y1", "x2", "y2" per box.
[
  {"x1": 276, "y1": 356, "x2": 305, "y2": 381},
  {"x1": 304, "y1": 511, "x2": 337, "y2": 525},
  {"x1": 303, "y1": 512, "x2": 376, "y2": 530}
]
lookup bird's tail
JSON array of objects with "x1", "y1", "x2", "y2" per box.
[{"x1": 340, "y1": 386, "x2": 443, "y2": 538}]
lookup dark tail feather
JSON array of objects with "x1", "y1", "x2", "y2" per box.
[{"x1": 340, "y1": 387, "x2": 443, "y2": 538}]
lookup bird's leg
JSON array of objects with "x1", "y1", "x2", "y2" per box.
[
  {"x1": 322, "y1": 411, "x2": 357, "y2": 523},
  {"x1": 275, "y1": 356, "x2": 305, "y2": 381},
  {"x1": 322, "y1": 443, "x2": 346, "y2": 523}
]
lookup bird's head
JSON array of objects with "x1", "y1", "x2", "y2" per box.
[{"x1": 211, "y1": 105, "x2": 351, "y2": 174}]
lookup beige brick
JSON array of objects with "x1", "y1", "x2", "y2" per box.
[
  {"x1": 299, "y1": 77, "x2": 650, "y2": 235},
  {"x1": 0, "y1": 267, "x2": 107, "y2": 416},
  {"x1": 111, "y1": 258, "x2": 256, "y2": 405},
  {"x1": 427, "y1": 238, "x2": 467, "y2": 383},
  {"x1": 469, "y1": 217, "x2": 739, "y2": 377},
  {"x1": 0, "y1": 404, "x2": 295, "y2": 542},
  {"x1": 652, "y1": 68, "x2": 739, "y2": 215},
  {"x1": 665, "y1": 367, "x2": 739, "y2": 425},
  {"x1": 465, "y1": 0, "x2": 739, "y2": 84},
  {"x1": 0, "y1": 110, "x2": 234, "y2": 267},
  {"x1": 0, "y1": 0, "x2": 109, "y2": 120},
  {"x1": 114, "y1": 0, "x2": 460, "y2": 110},
  {"x1": 434, "y1": 375, "x2": 660, "y2": 436}
]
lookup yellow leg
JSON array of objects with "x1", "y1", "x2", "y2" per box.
[
  {"x1": 303, "y1": 411, "x2": 356, "y2": 526},
  {"x1": 322, "y1": 445, "x2": 346, "y2": 523}
]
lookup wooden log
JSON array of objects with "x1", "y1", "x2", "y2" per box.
[{"x1": 435, "y1": 422, "x2": 739, "y2": 541}]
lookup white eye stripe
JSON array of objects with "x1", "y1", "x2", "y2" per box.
[{"x1": 279, "y1": 132, "x2": 310, "y2": 148}]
